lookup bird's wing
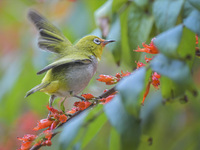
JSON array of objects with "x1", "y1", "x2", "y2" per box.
[
  {"x1": 28, "y1": 10, "x2": 72, "y2": 53},
  {"x1": 37, "y1": 55, "x2": 92, "y2": 75}
]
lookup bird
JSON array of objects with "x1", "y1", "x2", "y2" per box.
[{"x1": 25, "y1": 10, "x2": 115, "y2": 108}]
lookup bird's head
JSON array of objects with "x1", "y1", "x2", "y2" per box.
[{"x1": 75, "y1": 35, "x2": 115, "y2": 61}]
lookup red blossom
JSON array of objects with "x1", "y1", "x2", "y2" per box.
[
  {"x1": 151, "y1": 72, "x2": 160, "y2": 89},
  {"x1": 46, "y1": 105, "x2": 61, "y2": 114},
  {"x1": 44, "y1": 140, "x2": 52, "y2": 146},
  {"x1": 100, "y1": 95, "x2": 115, "y2": 104},
  {"x1": 136, "y1": 61, "x2": 146, "y2": 69},
  {"x1": 97, "y1": 74, "x2": 117, "y2": 85},
  {"x1": 17, "y1": 134, "x2": 37, "y2": 142},
  {"x1": 67, "y1": 107, "x2": 79, "y2": 114},
  {"x1": 74, "y1": 101, "x2": 92, "y2": 110},
  {"x1": 81, "y1": 93, "x2": 94, "y2": 100},
  {"x1": 33, "y1": 119, "x2": 54, "y2": 131},
  {"x1": 50, "y1": 121, "x2": 59, "y2": 130},
  {"x1": 59, "y1": 114, "x2": 68, "y2": 123},
  {"x1": 121, "y1": 70, "x2": 131, "y2": 77},
  {"x1": 142, "y1": 81, "x2": 151, "y2": 105},
  {"x1": 196, "y1": 34, "x2": 199, "y2": 45},
  {"x1": 144, "y1": 55, "x2": 153, "y2": 63},
  {"x1": 134, "y1": 38, "x2": 159, "y2": 54},
  {"x1": 43, "y1": 130, "x2": 53, "y2": 140},
  {"x1": 17, "y1": 134, "x2": 37, "y2": 150}
]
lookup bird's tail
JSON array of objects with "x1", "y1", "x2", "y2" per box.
[{"x1": 25, "y1": 82, "x2": 50, "y2": 98}]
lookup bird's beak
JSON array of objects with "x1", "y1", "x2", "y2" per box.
[{"x1": 101, "y1": 39, "x2": 115, "y2": 46}]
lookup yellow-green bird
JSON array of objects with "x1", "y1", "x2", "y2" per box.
[{"x1": 25, "y1": 10, "x2": 115, "y2": 107}]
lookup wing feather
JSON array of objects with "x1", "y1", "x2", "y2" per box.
[
  {"x1": 28, "y1": 10, "x2": 72, "y2": 53},
  {"x1": 37, "y1": 56, "x2": 92, "y2": 75}
]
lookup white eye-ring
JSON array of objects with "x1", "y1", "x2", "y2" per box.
[{"x1": 93, "y1": 38, "x2": 101, "y2": 45}]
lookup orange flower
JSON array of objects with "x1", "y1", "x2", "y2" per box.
[
  {"x1": 196, "y1": 34, "x2": 199, "y2": 45},
  {"x1": 142, "y1": 81, "x2": 151, "y2": 105},
  {"x1": 17, "y1": 134, "x2": 37, "y2": 150},
  {"x1": 136, "y1": 61, "x2": 146, "y2": 69},
  {"x1": 44, "y1": 140, "x2": 52, "y2": 146},
  {"x1": 33, "y1": 119, "x2": 54, "y2": 131},
  {"x1": 134, "y1": 38, "x2": 159, "y2": 54},
  {"x1": 43, "y1": 130, "x2": 53, "y2": 140},
  {"x1": 46, "y1": 105, "x2": 61, "y2": 114},
  {"x1": 67, "y1": 107, "x2": 79, "y2": 114},
  {"x1": 100, "y1": 95, "x2": 115, "y2": 104},
  {"x1": 144, "y1": 55, "x2": 153, "y2": 63},
  {"x1": 74, "y1": 101, "x2": 92, "y2": 110},
  {"x1": 81, "y1": 93, "x2": 94, "y2": 100},
  {"x1": 59, "y1": 114, "x2": 67, "y2": 123},
  {"x1": 97, "y1": 74, "x2": 117, "y2": 85},
  {"x1": 17, "y1": 134, "x2": 37, "y2": 142},
  {"x1": 120, "y1": 70, "x2": 131, "y2": 77},
  {"x1": 151, "y1": 72, "x2": 160, "y2": 89}
]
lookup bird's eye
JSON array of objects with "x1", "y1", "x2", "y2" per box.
[{"x1": 93, "y1": 38, "x2": 101, "y2": 45}]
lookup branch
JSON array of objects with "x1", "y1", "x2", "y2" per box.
[{"x1": 30, "y1": 85, "x2": 117, "y2": 150}]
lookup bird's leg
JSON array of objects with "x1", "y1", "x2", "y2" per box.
[
  {"x1": 74, "y1": 95, "x2": 86, "y2": 101},
  {"x1": 69, "y1": 91, "x2": 86, "y2": 101},
  {"x1": 48, "y1": 95, "x2": 56, "y2": 118}
]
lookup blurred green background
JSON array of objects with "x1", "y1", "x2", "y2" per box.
[{"x1": 1, "y1": 0, "x2": 200, "y2": 150}]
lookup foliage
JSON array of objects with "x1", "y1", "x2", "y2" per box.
[{"x1": 1, "y1": 0, "x2": 200, "y2": 150}]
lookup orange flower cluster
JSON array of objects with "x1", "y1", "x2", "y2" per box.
[
  {"x1": 17, "y1": 134, "x2": 37, "y2": 150},
  {"x1": 134, "y1": 38, "x2": 160, "y2": 105},
  {"x1": 196, "y1": 34, "x2": 200, "y2": 53},
  {"x1": 134, "y1": 38, "x2": 159, "y2": 54},
  {"x1": 136, "y1": 61, "x2": 146, "y2": 69},
  {"x1": 97, "y1": 71, "x2": 131, "y2": 85},
  {"x1": 67, "y1": 100, "x2": 92, "y2": 114},
  {"x1": 34, "y1": 106, "x2": 67, "y2": 131},
  {"x1": 196, "y1": 34, "x2": 199, "y2": 45},
  {"x1": 151, "y1": 72, "x2": 161, "y2": 89},
  {"x1": 100, "y1": 95, "x2": 115, "y2": 104},
  {"x1": 18, "y1": 106, "x2": 67, "y2": 149},
  {"x1": 81, "y1": 93, "x2": 94, "y2": 100}
]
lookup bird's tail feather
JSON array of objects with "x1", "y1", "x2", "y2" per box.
[{"x1": 25, "y1": 83, "x2": 50, "y2": 98}]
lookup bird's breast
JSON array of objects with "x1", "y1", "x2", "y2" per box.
[{"x1": 52, "y1": 55, "x2": 98, "y2": 97}]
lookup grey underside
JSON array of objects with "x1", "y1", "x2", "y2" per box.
[{"x1": 51, "y1": 55, "x2": 98, "y2": 97}]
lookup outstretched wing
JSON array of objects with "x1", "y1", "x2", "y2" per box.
[
  {"x1": 37, "y1": 55, "x2": 92, "y2": 75},
  {"x1": 28, "y1": 10, "x2": 72, "y2": 53}
]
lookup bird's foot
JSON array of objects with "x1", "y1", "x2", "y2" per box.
[{"x1": 74, "y1": 95, "x2": 86, "y2": 101}]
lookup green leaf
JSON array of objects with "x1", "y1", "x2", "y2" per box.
[
  {"x1": 106, "y1": 16, "x2": 122, "y2": 64},
  {"x1": 183, "y1": 9, "x2": 200, "y2": 36},
  {"x1": 134, "y1": 0, "x2": 149, "y2": 8},
  {"x1": 95, "y1": 0, "x2": 113, "y2": 27},
  {"x1": 128, "y1": 3, "x2": 154, "y2": 66},
  {"x1": 182, "y1": 0, "x2": 196, "y2": 18},
  {"x1": 177, "y1": 27, "x2": 196, "y2": 68},
  {"x1": 109, "y1": 127, "x2": 121, "y2": 150},
  {"x1": 112, "y1": 0, "x2": 128, "y2": 13},
  {"x1": 104, "y1": 96, "x2": 141, "y2": 150},
  {"x1": 117, "y1": 67, "x2": 146, "y2": 116},
  {"x1": 154, "y1": 25, "x2": 183, "y2": 58},
  {"x1": 59, "y1": 111, "x2": 88, "y2": 150},
  {"x1": 189, "y1": 0, "x2": 200, "y2": 11},
  {"x1": 81, "y1": 105, "x2": 107, "y2": 148},
  {"x1": 153, "y1": 0, "x2": 184, "y2": 32},
  {"x1": 150, "y1": 54, "x2": 191, "y2": 85},
  {"x1": 160, "y1": 76, "x2": 186, "y2": 100},
  {"x1": 120, "y1": 5, "x2": 133, "y2": 68},
  {"x1": 59, "y1": 105, "x2": 107, "y2": 150}
]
